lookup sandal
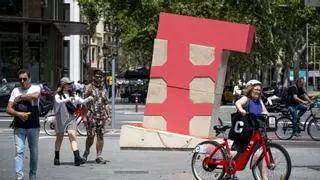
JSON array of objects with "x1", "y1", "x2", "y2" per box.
[{"x1": 95, "y1": 157, "x2": 107, "y2": 164}]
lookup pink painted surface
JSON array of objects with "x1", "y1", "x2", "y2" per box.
[{"x1": 144, "y1": 13, "x2": 255, "y2": 135}]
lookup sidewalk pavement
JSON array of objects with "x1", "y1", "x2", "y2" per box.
[{"x1": 1, "y1": 136, "x2": 318, "y2": 180}]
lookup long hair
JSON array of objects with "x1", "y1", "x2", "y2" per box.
[
  {"x1": 55, "y1": 84, "x2": 74, "y2": 98},
  {"x1": 244, "y1": 84, "x2": 262, "y2": 98}
]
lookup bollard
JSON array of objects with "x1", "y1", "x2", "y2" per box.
[{"x1": 135, "y1": 96, "x2": 138, "y2": 112}]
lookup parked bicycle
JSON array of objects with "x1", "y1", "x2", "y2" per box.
[
  {"x1": 191, "y1": 113, "x2": 291, "y2": 180},
  {"x1": 275, "y1": 103, "x2": 320, "y2": 141},
  {"x1": 43, "y1": 108, "x2": 87, "y2": 136},
  {"x1": 214, "y1": 117, "x2": 224, "y2": 136}
]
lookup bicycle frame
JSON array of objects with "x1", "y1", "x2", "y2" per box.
[
  {"x1": 284, "y1": 105, "x2": 315, "y2": 131},
  {"x1": 204, "y1": 130, "x2": 271, "y2": 176},
  {"x1": 300, "y1": 113, "x2": 312, "y2": 131}
]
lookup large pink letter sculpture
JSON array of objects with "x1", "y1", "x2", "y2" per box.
[{"x1": 143, "y1": 13, "x2": 255, "y2": 138}]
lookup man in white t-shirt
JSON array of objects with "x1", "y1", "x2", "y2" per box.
[{"x1": 6, "y1": 69, "x2": 41, "y2": 180}]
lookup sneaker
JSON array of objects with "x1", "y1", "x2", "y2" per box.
[
  {"x1": 299, "y1": 123, "x2": 304, "y2": 130},
  {"x1": 95, "y1": 157, "x2": 107, "y2": 164},
  {"x1": 293, "y1": 132, "x2": 301, "y2": 137}
]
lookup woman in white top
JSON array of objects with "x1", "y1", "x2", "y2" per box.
[{"x1": 53, "y1": 77, "x2": 93, "y2": 166}]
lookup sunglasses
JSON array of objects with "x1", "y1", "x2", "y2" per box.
[
  {"x1": 18, "y1": 77, "x2": 28, "y2": 82},
  {"x1": 95, "y1": 75, "x2": 103, "y2": 78}
]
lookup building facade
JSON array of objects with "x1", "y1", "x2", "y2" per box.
[
  {"x1": 85, "y1": 16, "x2": 120, "y2": 76},
  {"x1": 89, "y1": 17, "x2": 104, "y2": 70},
  {"x1": 63, "y1": 0, "x2": 81, "y2": 82},
  {"x1": 0, "y1": 0, "x2": 86, "y2": 88}
]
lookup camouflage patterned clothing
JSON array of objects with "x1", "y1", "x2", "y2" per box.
[{"x1": 83, "y1": 83, "x2": 111, "y2": 136}]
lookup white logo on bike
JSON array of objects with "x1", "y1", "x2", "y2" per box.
[{"x1": 234, "y1": 121, "x2": 244, "y2": 133}]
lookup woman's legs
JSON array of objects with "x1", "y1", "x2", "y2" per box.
[
  {"x1": 67, "y1": 130, "x2": 78, "y2": 151},
  {"x1": 258, "y1": 160, "x2": 268, "y2": 180},
  {"x1": 67, "y1": 129, "x2": 85, "y2": 166},
  {"x1": 55, "y1": 132, "x2": 64, "y2": 151},
  {"x1": 54, "y1": 132, "x2": 64, "y2": 165}
]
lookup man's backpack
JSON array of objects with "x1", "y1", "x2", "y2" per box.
[{"x1": 39, "y1": 94, "x2": 54, "y2": 117}]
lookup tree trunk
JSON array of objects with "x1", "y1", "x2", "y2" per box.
[
  {"x1": 274, "y1": 49, "x2": 284, "y2": 83},
  {"x1": 262, "y1": 64, "x2": 269, "y2": 86},
  {"x1": 293, "y1": 51, "x2": 300, "y2": 80},
  {"x1": 283, "y1": 63, "x2": 290, "y2": 88}
]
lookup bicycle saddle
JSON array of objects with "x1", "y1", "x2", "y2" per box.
[{"x1": 214, "y1": 125, "x2": 231, "y2": 132}]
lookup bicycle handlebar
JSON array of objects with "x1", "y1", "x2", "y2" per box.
[
  {"x1": 244, "y1": 112, "x2": 268, "y2": 119},
  {"x1": 307, "y1": 103, "x2": 315, "y2": 110},
  {"x1": 244, "y1": 113, "x2": 270, "y2": 130}
]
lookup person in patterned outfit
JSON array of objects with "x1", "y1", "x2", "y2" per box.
[{"x1": 82, "y1": 69, "x2": 111, "y2": 163}]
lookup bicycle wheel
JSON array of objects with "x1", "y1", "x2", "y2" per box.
[
  {"x1": 76, "y1": 117, "x2": 87, "y2": 136},
  {"x1": 43, "y1": 115, "x2": 56, "y2": 136},
  {"x1": 251, "y1": 142, "x2": 291, "y2": 180},
  {"x1": 191, "y1": 141, "x2": 227, "y2": 180},
  {"x1": 307, "y1": 118, "x2": 320, "y2": 141},
  {"x1": 275, "y1": 117, "x2": 293, "y2": 140}
]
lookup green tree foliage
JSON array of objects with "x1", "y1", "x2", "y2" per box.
[
  {"x1": 78, "y1": 0, "x2": 102, "y2": 37},
  {"x1": 81, "y1": 0, "x2": 320, "y2": 83}
]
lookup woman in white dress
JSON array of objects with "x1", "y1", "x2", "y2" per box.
[{"x1": 53, "y1": 77, "x2": 93, "y2": 166}]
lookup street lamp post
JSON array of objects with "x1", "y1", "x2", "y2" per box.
[
  {"x1": 306, "y1": 23, "x2": 309, "y2": 90},
  {"x1": 111, "y1": 50, "x2": 117, "y2": 129},
  {"x1": 101, "y1": 43, "x2": 117, "y2": 129},
  {"x1": 102, "y1": 44, "x2": 108, "y2": 74}
]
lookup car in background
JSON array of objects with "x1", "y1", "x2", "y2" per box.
[{"x1": 0, "y1": 82, "x2": 53, "y2": 117}]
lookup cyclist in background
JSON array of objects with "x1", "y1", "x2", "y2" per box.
[
  {"x1": 287, "y1": 77, "x2": 314, "y2": 137},
  {"x1": 235, "y1": 79, "x2": 268, "y2": 180}
]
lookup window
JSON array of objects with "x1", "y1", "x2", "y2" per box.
[
  {"x1": 0, "y1": 0, "x2": 22, "y2": 16},
  {"x1": 108, "y1": 24, "x2": 111, "y2": 32},
  {"x1": 63, "y1": 3, "x2": 70, "y2": 21},
  {"x1": 92, "y1": 48, "x2": 95, "y2": 62},
  {"x1": 104, "y1": 22, "x2": 108, "y2": 32},
  {"x1": 0, "y1": 22, "x2": 22, "y2": 81},
  {"x1": 63, "y1": 40, "x2": 70, "y2": 78}
]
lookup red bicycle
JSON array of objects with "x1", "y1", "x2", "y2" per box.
[{"x1": 191, "y1": 113, "x2": 291, "y2": 180}]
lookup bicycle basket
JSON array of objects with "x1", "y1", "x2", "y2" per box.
[
  {"x1": 266, "y1": 115, "x2": 277, "y2": 132},
  {"x1": 311, "y1": 107, "x2": 320, "y2": 118}
]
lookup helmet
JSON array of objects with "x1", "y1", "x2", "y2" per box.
[{"x1": 245, "y1": 79, "x2": 262, "y2": 88}]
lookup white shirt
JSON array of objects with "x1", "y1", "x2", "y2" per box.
[
  {"x1": 9, "y1": 85, "x2": 41, "y2": 106},
  {"x1": 54, "y1": 93, "x2": 90, "y2": 112}
]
